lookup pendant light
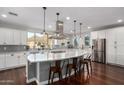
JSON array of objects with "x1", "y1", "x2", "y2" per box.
[
  {"x1": 43, "y1": 7, "x2": 47, "y2": 34},
  {"x1": 56, "y1": 12, "x2": 60, "y2": 34},
  {"x1": 80, "y1": 23, "x2": 82, "y2": 38},
  {"x1": 49, "y1": 12, "x2": 66, "y2": 39},
  {"x1": 74, "y1": 20, "x2": 76, "y2": 37},
  {"x1": 42, "y1": 7, "x2": 49, "y2": 47}
]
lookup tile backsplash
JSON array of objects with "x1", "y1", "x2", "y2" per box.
[{"x1": 0, "y1": 45, "x2": 27, "y2": 53}]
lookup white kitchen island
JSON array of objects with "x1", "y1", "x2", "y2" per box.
[{"x1": 26, "y1": 49, "x2": 88, "y2": 84}]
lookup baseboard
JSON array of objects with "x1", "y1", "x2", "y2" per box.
[
  {"x1": 107, "y1": 63, "x2": 124, "y2": 68},
  {"x1": 0, "y1": 65, "x2": 26, "y2": 72}
]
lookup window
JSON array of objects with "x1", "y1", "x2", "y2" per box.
[
  {"x1": 84, "y1": 34, "x2": 90, "y2": 46},
  {"x1": 27, "y1": 32, "x2": 35, "y2": 49}
]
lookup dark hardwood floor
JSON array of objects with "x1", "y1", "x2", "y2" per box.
[{"x1": 0, "y1": 62, "x2": 124, "y2": 85}]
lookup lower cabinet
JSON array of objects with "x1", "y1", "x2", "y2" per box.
[
  {"x1": 5, "y1": 53, "x2": 19, "y2": 68},
  {"x1": 19, "y1": 52, "x2": 27, "y2": 66},
  {"x1": 0, "y1": 54, "x2": 5, "y2": 69},
  {"x1": 0, "y1": 52, "x2": 27, "y2": 71}
]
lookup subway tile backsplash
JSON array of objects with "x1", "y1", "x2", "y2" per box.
[{"x1": 0, "y1": 45, "x2": 27, "y2": 53}]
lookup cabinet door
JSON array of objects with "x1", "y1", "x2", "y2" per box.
[
  {"x1": 106, "y1": 29, "x2": 116, "y2": 64},
  {"x1": 4, "y1": 29, "x2": 14, "y2": 45},
  {"x1": 5, "y1": 53, "x2": 19, "y2": 68},
  {"x1": 116, "y1": 27, "x2": 124, "y2": 65},
  {"x1": 21, "y1": 31, "x2": 27, "y2": 45},
  {"x1": 0, "y1": 54, "x2": 5, "y2": 69},
  {"x1": 13, "y1": 30, "x2": 21, "y2": 45},
  {"x1": 97, "y1": 30, "x2": 106, "y2": 39},
  {"x1": 19, "y1": 52, "x2": 27, "y2": 66},
  {"x1": 0, "y1": 29, "x2": 5, "y2": 44}
]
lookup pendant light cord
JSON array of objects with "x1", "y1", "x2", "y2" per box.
[
  {"x1": 56, "y1": 13, "x2": 59, "y2": 21},
  {"x1": 43, "y1": 7, "x2": 46, "y2": 33},
  {"x1": 56, "y1": 13, "x2": 60, "y2": 34},
  {"x1": 74, "y1": 20, "x2": 76, "y2": 36},
  {"x1": 80, "y1": 23, "x2": 82, "y2": 37}
]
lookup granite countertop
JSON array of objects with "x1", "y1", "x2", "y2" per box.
[{"x1": 27, "y1": 49, "x2": 89, "y2": 63}]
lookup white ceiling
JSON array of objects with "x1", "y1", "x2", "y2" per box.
[{"x1": 0, "y1": 7, "x2": 124, "y2": 34}]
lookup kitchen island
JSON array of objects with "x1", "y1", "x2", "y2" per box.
[{"x1": 26, "y1": 49, "x2": 88, "y2": 84}]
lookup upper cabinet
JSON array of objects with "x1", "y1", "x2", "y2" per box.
[
  {"x1": 21, "y1": 31, "x2": 27, "y2": 45},
  {"x1": 0, "y1": 29, "x2": 5, "y2": 44},
  {"x1": 0, "y1": 28, "x2": 27, "y2": 45},
  {"x1": 0, "y1": 28, "x2": 14, "y2": 45},
  {"x1": 97, "y1": 30, "x2": 106, "y2": 39},
  {"x1": 91, "y1": 30, "x2": 106, "y2": 40},
  {"x1": 13, "y1": 30, "x2": 21, "y2": 45}
]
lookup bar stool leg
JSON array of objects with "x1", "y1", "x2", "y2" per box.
[
  {"x1": 48, "y1": 69, "x2": 51, "y2": 84},
  {"x1": 59, "y1": 71, "x2": 62, "y2": 80},
  {"x1": 69, "y1": 68, "x2": 71, "y2": 77},
  {"x1": 66, "y1": 66, "x2": 68, "y2": 77},
  {"x1": 86, "y1": 64, "x2": 89, "y2": 75},
  {"x1": 74, "y1": 68, "x2": 76, "y2": 77},
  {"x1": 89, "y1": 61, "x2": 92, "y2": 73},
  {"x1": 51, "y1": 72, "x2": 55, "y2": 84}
]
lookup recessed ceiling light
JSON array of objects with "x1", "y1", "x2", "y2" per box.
[
  {"x1": 66, "y1": 17, "x2": 70, "y2": 20},
  {"x1": 88, "y1": 26, "x2": 91, "y2": 29},
  {"x1": 48, "y1": 25, "x2": 52, "y2": 28},
  {"x1": 117, "y1": 19, "x2": 123, "y2": 23},
  {"x1": 1, "y1": 14, "x2": 7, "y2": 18}
]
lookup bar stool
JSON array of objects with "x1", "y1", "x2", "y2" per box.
[
  {"x1": 79, "y1": 59, "x2": 90, "y2": 75},
  {"x1": 48, "y1": 60, "x2": 64, "y2": 84},
  {"x1": 79, "y1": 54, "x2": 92, "y2": 75},
  {"x1": 66, "y1": 57, "x2": 78, "y2": 77},
  {"x1": 84, "y1": 54, "x2": 92, "y2": 73}
]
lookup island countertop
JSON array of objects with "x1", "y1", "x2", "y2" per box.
[{"x1": 27, "y1": 49, "x2": 89, "y2": 63}]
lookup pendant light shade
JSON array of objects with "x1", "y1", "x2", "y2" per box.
[{"x1": 49, "y1": 12, "x2": 67, "y2": 39}]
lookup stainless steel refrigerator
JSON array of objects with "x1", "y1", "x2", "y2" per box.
[{"x1": 92, "y1": 39, "x2": 106, "y2": 63}]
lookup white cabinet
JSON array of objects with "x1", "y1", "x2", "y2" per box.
[
  {"x1": 0, "y1": 29, "x2": 5, "y2": 44},
  {"x1": 0, "y1": 52, "x2": 27, "y2": 71},
  {"x1": 91, "y1": 32, "x2": 98, "y2": 39},
  {"x1": 5, "y1": 53, "x2": 19, "y2": 68},
  {"x1": 106, "y1": 29, "x2": 116, "y2": 64},
  {"x1": 106, "y1": 27, "x2": 124, "y2": 66},
  {"x1": 13, "y1": 30, "x2": 27, "y2": 45},
  {"x1": 97, "y1": 30, "x2": 106, "y2": 39},
  {"x1": 0, "y1": 54, "x2": 5, "y2": 69},
  {"x1": 21, "y1": 31, "x2": 27, "y2": 45},
  {"x1": 4, "y1": 29, "x2": 14, "y2": 45},
  {"x1": 0, "y1": 28, "x2": 27, "y2": 45},
  {"x1": 19, "y1": 52, "x2": 27, "y2": 65},
  {"x1": 116, "y1": 27, "x2": 124, "y2": 65},
  {"x1": 13, "y1": 30, "x2": 21, "y2": 45}
]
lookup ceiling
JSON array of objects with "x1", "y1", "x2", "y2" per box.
[{"x1": 0, "y1": 7, "x2": 124, "y2": 34}]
